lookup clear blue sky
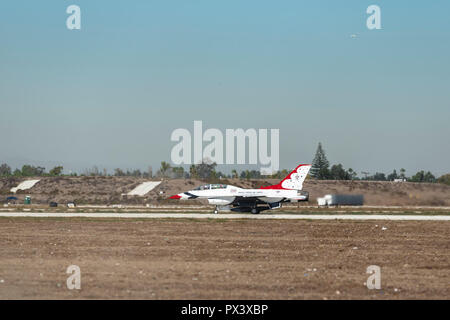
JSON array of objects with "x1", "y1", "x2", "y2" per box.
[{"x1": 1, "y1": 1, "x2": 449, "y2": 176}]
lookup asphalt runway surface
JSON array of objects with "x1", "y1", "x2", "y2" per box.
[{"x1": 1, "y1": 212, "x2": 450, "y2": 220}]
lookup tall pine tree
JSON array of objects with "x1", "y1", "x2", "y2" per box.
[{"x1": 310, "y1": 142, "x2": 330, "y2": 179}]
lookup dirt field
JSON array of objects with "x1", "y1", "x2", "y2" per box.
[{"x1": 0, "y1": 218, "x2": 448, "y2": 299}]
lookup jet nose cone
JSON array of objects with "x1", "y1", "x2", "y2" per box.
[{"x1": 169, "y1": 194, "x2": 181, "y2": 199}]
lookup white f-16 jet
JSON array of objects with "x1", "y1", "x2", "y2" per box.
[{"x1": 169, "y1": 163, "x2": 311, "y2": 214}]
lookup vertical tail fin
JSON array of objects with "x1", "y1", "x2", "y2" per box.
[{"x1": 261, "y1": 164, "x2": 311, "y2": 190}]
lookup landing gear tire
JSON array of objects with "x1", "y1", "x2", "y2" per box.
[
  {"x1": 251, "y1": 208, "x2": 259, "y2": 214},
  {"x1": 214, "y1": 206, "x2": 219, "y2": 214}
]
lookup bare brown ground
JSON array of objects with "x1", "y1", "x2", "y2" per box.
[{"x1": 0, "y1": 218, "x2": 449, "y2": 300}]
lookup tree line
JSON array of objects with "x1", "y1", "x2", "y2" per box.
[
  {"x1": 0, "y1": 164, "x2": 64, "y2": 177},
  {"x1": 1, "y1": 148, "x2": 449, "y2": 186},
  {"x1": 310, "y1": 142, "x2": 443, "y2": 183},
  {"x1": 0, "y1": 160, "x2": 289, "y2": 181}
]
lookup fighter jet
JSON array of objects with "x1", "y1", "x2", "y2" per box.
[{"x1": 169, "y1": 163, "x2": 311, "y2": 214}]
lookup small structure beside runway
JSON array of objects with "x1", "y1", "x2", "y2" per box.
[{"x1": 317, "y1": 194, "x2": 364, "y2": 207}]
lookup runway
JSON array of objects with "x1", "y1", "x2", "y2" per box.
[{"x1": 1, "y1": 212, "x2": 450, "y2": 220}]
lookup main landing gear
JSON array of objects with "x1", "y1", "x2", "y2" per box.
[{"x1": 214, "y1": 206, "x2": 219, "y2": 214}]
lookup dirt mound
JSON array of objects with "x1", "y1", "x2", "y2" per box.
[
  {"x1": 1, "y1": 176, "x2": 146, "y2": 205},
  {"x1": 1, "y1": 176, "x2": 449, "y2": 206},
  {"x1": 160, "y1": 178, "x2": 450, "y2": 206},
  {"x1": 303, "y1": 180, "x2": 450, "y2": 206}
]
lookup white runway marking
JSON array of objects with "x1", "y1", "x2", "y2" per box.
[{"x1": 0, "y1": 212, "x2": 449, "y2": 221}]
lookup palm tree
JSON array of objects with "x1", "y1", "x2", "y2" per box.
[
  {"x1": 400, "y1": 168, "x2": 406, "y2": 179},
  {"x1": 159, "y1": 161, "x2": 171, "y2": 178},
  {"x1": 189, "y1": 164, "x2": 197, "y2": 179},
  {"x1": 348, "y1": 168, "x2": 356, "y2": 180}
]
